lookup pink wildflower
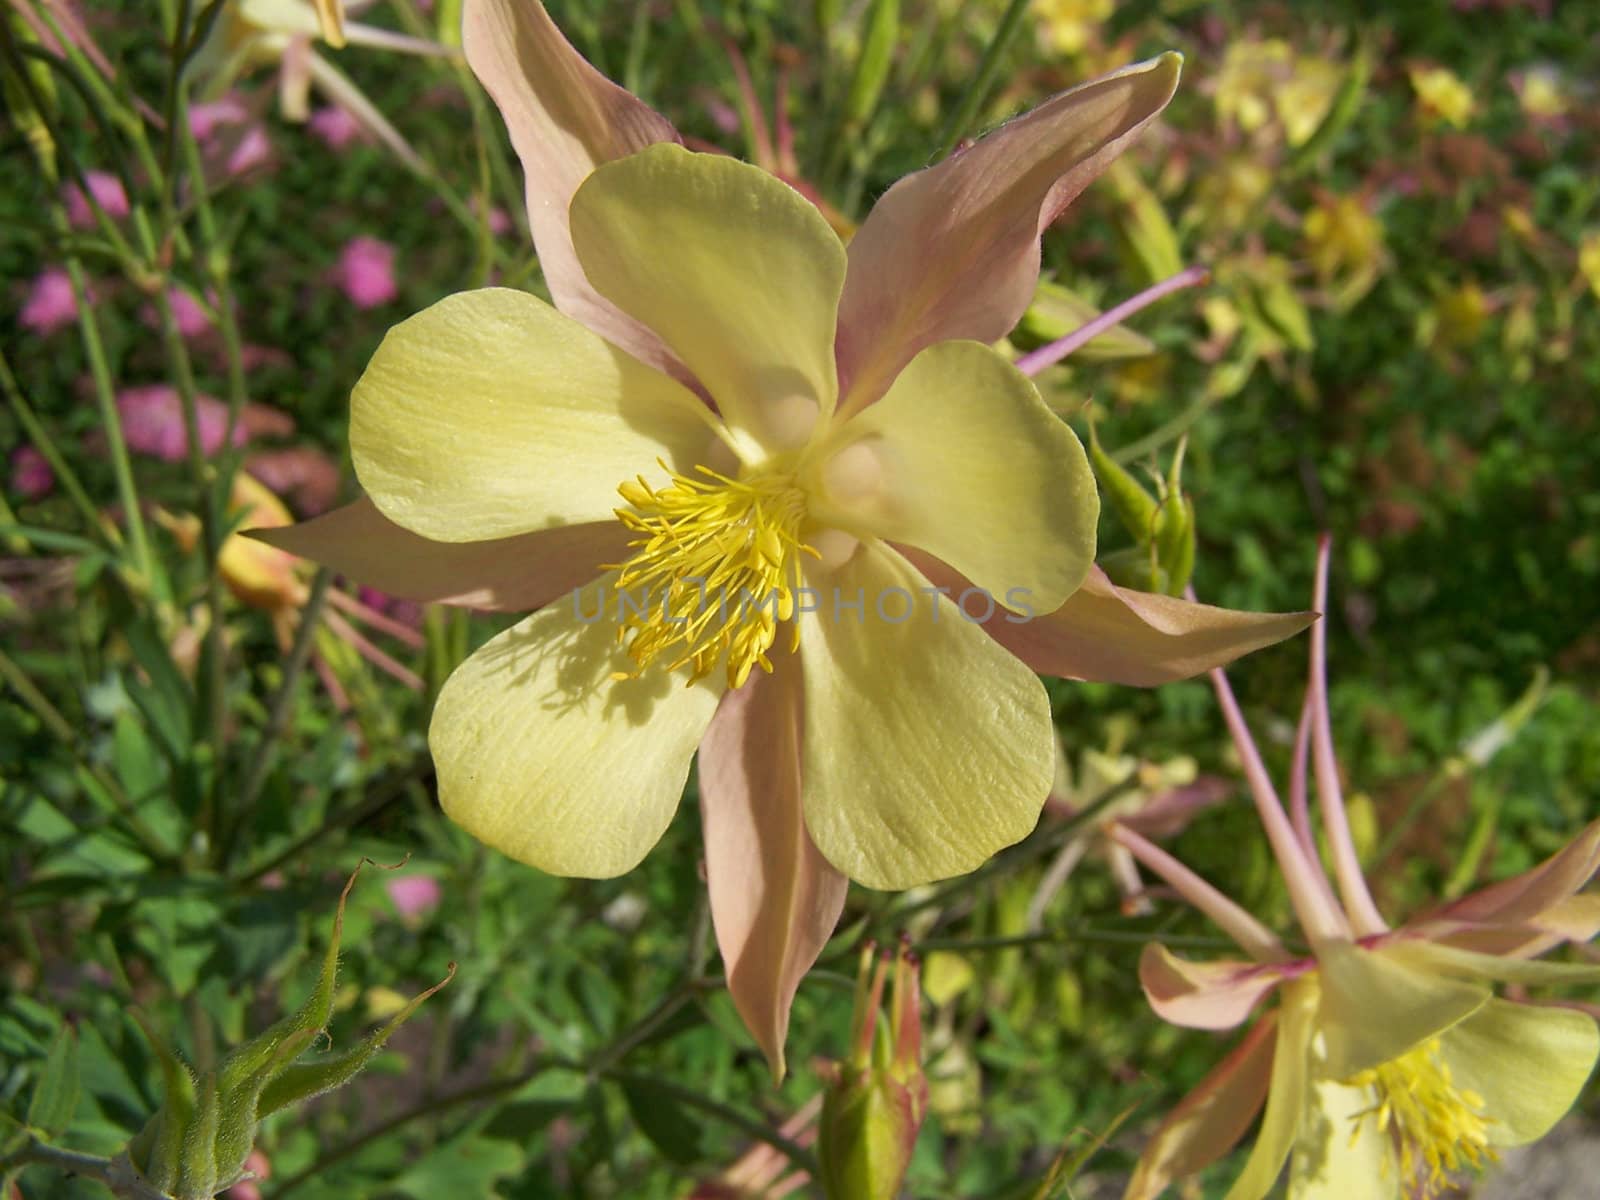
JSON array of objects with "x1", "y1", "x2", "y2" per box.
[
  {"x1": 62, "y1": 170, "x2": 129, "y2": 228},
  {"x1": 9, "y1": 447, "x2": 54, "y2": 500},
  {"x1": 189, "y1": 96, "x2": 251, "y2": 142},
  {"x1": 116, "y1": 384, "x2": 245, "y2": 462},
  {"x1": 333, "y1": 236, "x2": 398, "y2": 309},
  {"x1": 19, "y1": 268, "x2": 83, "y2": 335},
  {"x1": 385, "y1": 875, "x2": 442, "y2": 920},
  {"x1": 308, "y1": 105, "x2": 364, "y2": 150},
  {"x1": 225, "y1": 125, "x2": 275, "y2": 176}
]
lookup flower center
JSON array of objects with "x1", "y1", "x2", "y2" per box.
[
  {"x1": 1344, "y1": 1037, "x2": 1497, "y2": 1198},
  {"x1": 609, "y1": 462, "x2": 816, "y2": 688}
]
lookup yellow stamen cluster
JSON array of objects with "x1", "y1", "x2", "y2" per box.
[
  {"x1": 1345, "y1": 1037, "x2": 1497, "y2": 1198},
  {"x1": 609, "y1": 462, "x2": 815, "y2": 688}
]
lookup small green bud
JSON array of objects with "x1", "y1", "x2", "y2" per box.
[
  {"x1": 818, "y1": 940, "x2": 928, "y2": 1200},
  {"x1": 1090, "y1": 430, "x2": 1196, "y2": 597},
  {"x1": 120, "y1": 863, "x2": 452, "y2": 1199}
]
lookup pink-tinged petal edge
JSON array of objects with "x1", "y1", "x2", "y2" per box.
[
  {"x1": 908, "y1": 554, "x2": 1313, "y2": 687},
  {"x1": 249, "y1": 496, "x2": 628, "y2": 612},
  {"x1": 461, "y1": 0, "x2": 686, "y2": 377},
  {"x1": 1419, "y1": 818, "x2": 1600, "y2": 931},
  {"x1": 698, "y1": 643, "x2": 848, "y2": 1081},
  {"x1": 1138, "y1": 942, "x2": 1293, "y2": 1030},
  {"x1": 834, "y1": 53, "x2": 1182, "y2": 414},
  {"x1": 1124, "y1": 1013, "x2": 1277, "y2": 1200}
]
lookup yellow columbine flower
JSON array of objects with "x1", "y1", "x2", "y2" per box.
[
  {"x1": 1409, "y1": 64, "x2": 1475, "y2": 128},
  {"x1": 1120, "y1": 541, "x2": 1600, "y2": 1200},
  {"x1": 259, "y1": 0, "x2": 1310, "y2": 1076},
  {"x1": 191, "y1": 0, "x2": 454, "y2": 170}
]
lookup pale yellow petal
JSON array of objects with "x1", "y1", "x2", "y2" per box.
[
  {"x1": 1439, "y1": 999, "x2": 1599, "y2": 1146},
  {"x1": 1223, "y1": 979, "x2": 1319, "y2": 1200},
  {"x1": 252, "y1": 497, "x2": 630, "y2": 611},
  {"x1": 1386, "y1": 938, "x2": 1600, "y2": 989},
  {"x1": 836, "y1": 54, "x2": 1182, "y2": 413},
  {"x1": 1124, "y1": 1015, "x2": 1276, "y2": 1200},
  {"x1": 1315, "y1": 940, "x2": 1488, "y2": 1079},
  {"x1": 569, "y1": 144, "x2": 846, "y2": 455},
  {"x1": 1289, "y1": 1078, "x2": 1397, "y2": 1200},
  {"x1": 813, "y1": 339, "x2": 1095, "y2": 614},
  {"x1": 350, "y1": 287, "x2": 713, "y2": 541},
  {"x1": 796, "y1": 544, "x2": 1054, "y2": 889},
  {"x1": 461, "y1": 0, "x2": 684, "y2": 374},
  {"x1": 698, "y1": 642, "x2": 848, "y2": 1081},
  {"x1": 429, "y1": 577, "x2": 721, "y2": 877}
]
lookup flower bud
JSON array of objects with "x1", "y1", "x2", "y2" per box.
[
  {"x1": 1090, "y1": 428, "x2": 1196, "y2": 597},
  {"x1": 817, "y1": 940, "x2": 928, "y2": 1200},
  {"x1": 116, "y1": 863, "x2": 452, "y2": 1199}
]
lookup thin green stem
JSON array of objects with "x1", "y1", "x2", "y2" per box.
[
  {"x1": 0, "y1": 351, "x2": 110, "y2": 545},
  {"x1": 225, "y1": 568, "x2": 334, "y2": 861},
  {"x1": 930, "y1": 0, "x2": 1030, "y2": 161},
  {"x1": 58, "y1": 224, "x2": 154, "y2": 587}
]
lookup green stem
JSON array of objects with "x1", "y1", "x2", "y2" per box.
[
  {"x1": 0, "y1": 351, "x2": 109, "y2": 544},
  {"x1": 57, "y1": 223, "x2": 154, "y2": 588},
  {"x1": 224, "y1": 568, "x2": 333, "y2": 861},
  {"x1": 930, "y1": 0, "x2": 1030, "y2": 161}
]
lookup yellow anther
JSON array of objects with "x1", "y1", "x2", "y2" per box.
[
  {"x1": 607, "y1": 461, "x2": 816, "y2": 688},
  {"x1": 1344, "y1": 1037, "x2": 1498, "y2": 1198}
]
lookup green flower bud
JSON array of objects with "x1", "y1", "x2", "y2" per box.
[
  {"x1": 1089, "y1": 428, "x2": 1196, "y2": 597},
  {"x1": 818, "y1": 941, "x2": 928, "y2": 1200},
  {"x1": 117, "y1": 863, "x2": 452, "y2": 1199}
]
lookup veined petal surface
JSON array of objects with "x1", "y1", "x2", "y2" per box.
[
  {"x1": 351, "y1": 288, "x2": 712, "y2": 541},
  {"x1": 253, "y1": 498, "x2": 629, "y2": 611},
  {"x1": 1439, "y1": 999, "x2": 1599, "y2": 1146},
  {"x1": 816, "y1": 339, "x2": 1095, "y2": 614},
  {"x1": 835, "y1": 53, "x2": 1182, "y2": 413},
  {"x1": 569, "y1": 145, "x2": 847, "y2": 456},
  {"x1": 430, "y1": 577, "x2": 721, "y2": 877},
  {"x1": 1289, "y1": 1077, "x2": 1395, "y2": 1200},
  {"x1": 461, "y1": 0, "x2": 684, "y2": 373},
  {"x1": 698, "y1": 643, "x2": 848, "y2": 1081},
  {"x1": 1315, "y1": 940, "x2": 1487, "y2": 1079},
  {"x1": 796, "y1": 543, "x2": 1053, "y2": 889}
]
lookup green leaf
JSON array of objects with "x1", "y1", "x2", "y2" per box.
[
  {"x1": 387, "y1": 1132, "x2": 525, "y2": 1199},
  {"x1": 26, "y1": 1025, "x2": 80, "y2": 1136},
  {"x1": 620, "y1": 1076, "x2": 707, "y2": 1165}
]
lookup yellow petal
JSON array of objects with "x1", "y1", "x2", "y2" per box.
[
  {"x1": 1223, "y1": 978, "x2": 1319, "y2": 1200},
  {"x1": 814, "y1": 339, "x2": 1095, "y2": 614},
  {"x1": 1315, "y1": 940, "x2": 1488, "y2": 1079},
  {"x1": 350, "y1": 287, "x2": 713, "y2": 542},
  {"x1": 1439, "y1": 999, "x2": 1599, "y2": 1146},
  {"x1": 461, "y1": 0, "x2": 683, "y2": 374},
  {"x1": 569, "y1": 144, "x2": 847, "y2": 456},
  {"x1": 836, "y1": 53, "x2": 1182, "y2": 413},
  {"x1": 1387, "y1": 938, "x2": 1600, "y2": 990},
  {"x1": 698, "y1": 641, "x2": 848, "y2": 1081},
  {"x1": 253, "y1": 498, "x2": 631, "y2": 612},
  {"x1": 1124, "y1": 1014, "x2": 1277, "y2": 1200},
  {"x1": 429, "y1": 576, "x2": 721, "y2": 877},
  {"x1": 796, "y1": 543, "x2": 1053, "y2": 889},
  {"x1": 1288, "y1": 1077, "x2": 1396, "y2": 1200}
]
